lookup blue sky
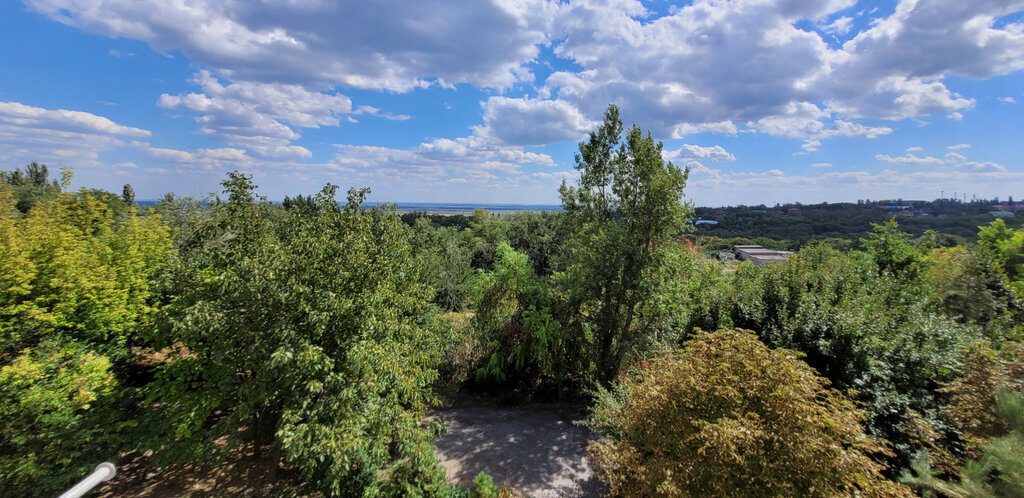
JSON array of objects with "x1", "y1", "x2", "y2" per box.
[{"x1": 1, "y1": 0, "x2": 1022, "y2": 206}]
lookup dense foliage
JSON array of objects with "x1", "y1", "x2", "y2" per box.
[
  {"x1": 0, "y1": 170, "x2": 171, "y2": 495},
  {"x1": 694, "y1": 199, "x2": 1023, "y2": 243},
  {"x1": 144, "y1": 174, "x2": 449, "y2": 496},
  {"x1": 3, "y1": 105, "x2": 1023, "y2": 495},
  {"x1": 558, "y1": 104, "x2": 692, "y2": 385},
  {"x1": 587, "y1": 329, "x2": 909, "y2": 497}
]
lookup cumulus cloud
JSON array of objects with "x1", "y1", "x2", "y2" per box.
[
  {"x1": 529, "y1": 0, "x2": 1015, "y2": 145},
  {"x1": 132, "y1": 141, "x2": 254, "y2": 167},
  {"x1": 801, "y1": 139, "x2": 822, "y2": 153},
  {"x1": 1002, "y1": 97, "x2": 1017, "y2": 104},
  {"x1": 875, "y1": 153, "x2": 945, "y2": 165},
  {"x1": 875, "y1": 147, "x2": 1006, "y2": 172},
  {"x1": 28, "y1": 0, "x2": 555, "y2": 92},
  {"x1": 811, "y1": 162, "x2": 833, "y2": 168},
  {"x1": 687, "y1": 167, "x2": 1023, "y2": 206},
  {"x1": 157, "y1": 71, "x2": 414, "y2": 158},
  {"x1": 905, "y1": 146, "x2": 923, "y2": 152},
  {"x1": 0, "y1": 100, "x2": 149, "y2": 166},
  {"x1": 331, "y1": 133, "x2": 556, "y2": 187},
  {"x1": 476, "y1": 97, "x2": 595, "y2": 146},
  {"x1": 947, "y1": 143, "x2": 971, "y2": 150},
  {"x1": 665, "y1": 144, "x2": 736, "y2": 162},
  {"x1": 824, "y1": 16, "x2": 854, "y2": 36},
  {"x1": 29, "y1": 0, "x2": 1024, "y2": 152}
]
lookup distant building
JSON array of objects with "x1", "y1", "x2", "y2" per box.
[
  {"x1": 994, "y1": 204, "x2": 1024, "y2": 212},
  {"x1": 734, "y1": 245, "x2": 793, "y2": 266}
]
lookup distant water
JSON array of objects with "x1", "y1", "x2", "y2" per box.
[
  {"x1": 367, "y1": 201, "x2": 562, "y2": 214},
  {"x1": 138, "y1": 200, "x2": 561, "y2": 215}
]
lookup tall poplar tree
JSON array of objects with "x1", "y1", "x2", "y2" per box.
[{"x1": 558, "y1": 104, "x2": 692, "y2": 385}]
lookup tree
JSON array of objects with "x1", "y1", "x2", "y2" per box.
[
  {"x1": 144, "y1": 173, "x2": 449, "y2": 495},
  {"x1": 473, "y1": 243, "x2": 564, "y2": 394},
  {"x1": 121, "y1": 183, "x2": 135, "y2": 205},
  {"x1": 0, "y1": 342, "x2": 116, "y2": 496},
  {"x1": 979, "y1": 219, "x2": 1024, "y2": 296},
  {"x1": 558, "y1": 104, "x2": 692, "y2": 385},
  {"x1": 903, "y1": 389, "x2": 1024, "y2": 497},
  {"x1": 0, "y1": 162, "x2": 62, "y2": 213},
  {"x1": 862, "y1": 217, "x2": 921, "y2": 281},
  {"x1": 587, "y1": 329, "x2": 909, "y2": 497},
  {"x1": 0, "y1": 180, "x2": 172, "y2": 494}
]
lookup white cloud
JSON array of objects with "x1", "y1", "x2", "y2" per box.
[
  {"x1": 331, "y1": 133, "x2": 556, "y2": 187},
  {"x1": 1001, "y1": 96, "x2": 1017, "y2": 104},
  {"x1": 475, "y1": 97, "x2": 595, "y2": 146},
  {"x1": 905, "y1": 146, "x2": 923, "y2": 152},
  {"x1": 811, "y1": 162, "x2": 833, "y2": 168},
  {"x1": 801, "y1": 139, "x2": 822, "y2": 153},
  {"x1": 824, "y1": 16, "x2": 854, "y2": 36},
  {"x1": 687, "y1": 168, "x2": 1023, "y2": 207},
  {"x1": 947, "y1": 143, "x2": 971, "y2": 150},
  {"x1": 875, "y1": 153, "x2": 947, "y2": 165},
  {"x1": 158, "y1": 70, "x2": 406, "y2": 158},
  {"x1": 0, "y1": 100, "x2": 149, "y2": 166},
  {"x1": 665, "y1": 144, "x2": 736, "y2": 162},
  {"x1": 526, "y1": 0, "x2": 1016, "y2": 145},
  {"x1": 874, "y1": 147, "x2": 1006, "y2": 172},
  {"x1": 132, "y1": 141, "x2": 254, "y2": 168},
  {"x1": 28, "y1": 0, "x2": 555, "y2": 92}
]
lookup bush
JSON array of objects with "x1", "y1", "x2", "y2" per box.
[
  {"x1": 144, "y1": 175, "x2": 449, "y2": 496},
  {"x1": 586, "y1": 329, "x2": 909, "y2": 497},
  {"x1": 0, "y1": 341, "x2": 116, "y2": 495}
]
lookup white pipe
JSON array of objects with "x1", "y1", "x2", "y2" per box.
[{"x1": 58, "y1": 462, "x2": 116, "y2": 498}]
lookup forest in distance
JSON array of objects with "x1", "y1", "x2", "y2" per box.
[{"x1": 2, "y1": 105, "x2": 1023, "y2": 496}]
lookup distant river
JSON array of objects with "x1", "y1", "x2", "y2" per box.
[
  {"x1": 365, "y1": 201, "x2": 562, "y2": 215},
  {"x1": 138, "y1": 200, "x2": 562, "y2": 215}
]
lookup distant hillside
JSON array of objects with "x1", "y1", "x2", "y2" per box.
[{"x1": 693, "y1": 199, "x2": 1024, "y2": 243}]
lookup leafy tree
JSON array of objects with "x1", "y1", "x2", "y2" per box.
[
  {"x1": 942, "y1": 341, "x2": 1024, "y2": 457},
  {"x1": 467, "y1": 208, "x2": 509, "y2": 270},
  {"x1": 726, "y1": 244, "x2": 976, "y2": 471},
  {"x1": 0, "y1": 181, "x2": 172, "y2": 364},
  {"x1": 144, "y1": 173, "x2": 449, "y2": 495},
  {"x1": 121, "y1": 183, "x2": 135, "y2": 205},
  {"x1": 408, "y1": 217, "x2": 477, "y2": 311},
  {"x1": 0, "y1": 341, "x2": 116, "y2": 496},
  {"x1": 281, "y1": 193, "x2": 318, "y2": 215},
  {"x1": 903, "y1": 389, "x2": 1024, "y2": 497},
  {"x1": 0, "y1": 162, "x2": 62, "y2": 213},
  {"x1": 979, "y1": 219, "x2": 1024, "y2": 296},
  {"x1": 558, "y1": 104, "x2": 692, "y2": 385},
  {"x1": 863, "y1": 217, "x2": 922, "y2": 281},
  {"x1": 0, "y1": 181, "x2": 171, "y2": 494},
  {"x1": 473, "y1": 243, "x2": 566, "y2": 394},
  {"x1": 587, "y1": 329, "x2": 909, "y2": 497},
  {"x1": 921, "y1": 246, "x2": 1018, "y2": 337},
  {"x1": 506, "y1": 211, "x2": 564, "y2": 276}
]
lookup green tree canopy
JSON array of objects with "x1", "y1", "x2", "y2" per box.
[
  {"x1": 587, "y1": 329, "x2": 909, "y2": 497},
  {"x1": 144, "y1": 173, "x2": 448, "y2": 496},
  {"x1": 558, "y1": 104, "x2": 692, "y2": 385}
]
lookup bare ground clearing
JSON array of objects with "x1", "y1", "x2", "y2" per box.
[{"x1": 430, "y1": 404, "x2": 603, "y2": 497}]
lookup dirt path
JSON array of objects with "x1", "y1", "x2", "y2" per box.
[{"x1": 430, "y1": 404, "x2": 603, "y2": 497}]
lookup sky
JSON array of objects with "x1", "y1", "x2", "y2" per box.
[{"x1": 0, "y1": 0, "x2": 1022, "y2": 206}]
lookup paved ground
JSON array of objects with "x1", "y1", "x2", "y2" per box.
[{"x1": 431, "y1": 404, "x2": 603, "y2": 497}]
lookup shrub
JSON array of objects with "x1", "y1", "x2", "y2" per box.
[
  {"x1": 0, "y1": 341, "x2": 116, "y2": 495},
  {"x1": 586, "y1": 329, "x2": 909, "y2": 497}
]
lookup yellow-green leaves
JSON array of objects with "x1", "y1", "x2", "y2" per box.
[{"x1": 587, "y1": 329, "x2": 910, "y2": 497}]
